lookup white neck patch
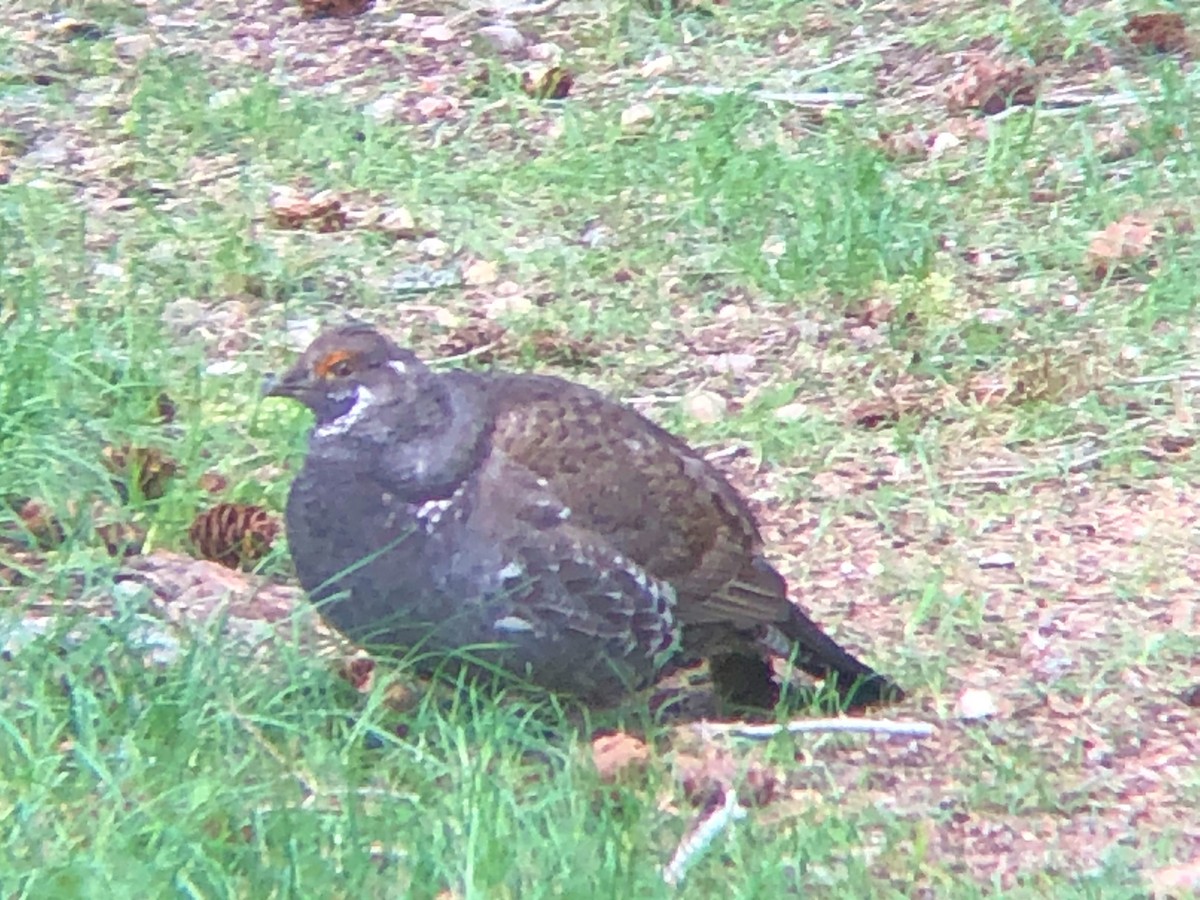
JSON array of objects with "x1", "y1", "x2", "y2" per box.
[{"x1": 315, "y1": 385, "x2": 378, "y2": 438}]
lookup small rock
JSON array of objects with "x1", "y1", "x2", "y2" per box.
[
  {"x1": 207, "y1": 88, "x2": 245, "y2": 110},
  {"x1": 484, "y1": 293, "x2": 534, "y2": 318},
  {"x1": 415, "y1": 95, "x2": 455, "y2": 119},
  {"x1": 1119, "y1": 344, "x2": 1142, "y2": 361},
  {"x1": 364, "y1": 96, "x2": 398, "y2": 123},
  {"x1": 682, "y1": 390, "x2": 727, "y2": 424},
  {"x1": 420, "y1": 23, "x2": 456, "y2": 44},
  {"x1": 975, "y1": 307, "x2": 1015, "y2": 324},
  {"x1": 388, "y1": 264, "x2": 460, "y2": 294},
  {"x1": 620, "y1": 103, "x2": 655, "y2": 132},
  {"x1": 463, "y1": 259, "x2": 499, "y2": 287},
  {"x1": 205, "y1": 360, "x2": 246, "y2": 376},
  {"x1": 114, "y1": 34, "x2": 155, "y2": 61},
  {"x1": 761, "y1": 236, "x2": 787, "y2": 258},
  {"x1": 928, "y1": 131, "x2": 962, "y2": 159},
  {"x1": 284, "y1": 317, "x2": 322, "y2": 350},
  {"x1": 709, "y1": 353, "x2": 756, "y2": 375},
  {"x1": 376, "y1": 207, "x2": 416, "y2": 238},
  {"x1": 478, "y1": 24, "x2": 525, "y2": 53},
  {"x1": 417, "y1": 237, "x2": 450, "y2": 258},
  {"x1": 955, "y1": 687, "x2": 999, "y2": 721},
  {"x1": 528, "y1": 41, "x2": 563, "y2": 63},
  {"x1": 94, "y1": 262, "x2": 126, "y2": 280},
  {"x1": 978, "y1": 551, "x2": 1016, "y2": 569},
  {"x1": 639, "y1": 55, "x2": 676, "y2": 78},
  {"x1": 773, "y1": 402, "x2": 808, "y2": 422},
  {"x1": 579, "y1": 220, "x2": 613, "y2": 249}
]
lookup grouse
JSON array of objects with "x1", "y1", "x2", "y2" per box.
[{"x1": 266, "y1": 324, "x2": 904, "y2": 709}]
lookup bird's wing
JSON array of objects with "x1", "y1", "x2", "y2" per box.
[
  {"x1": 464, "y1": 446, "x2": 682, "y2": 671},
  {"x1": 480, "y1": 374, "x2": 793, "y2": 627}
]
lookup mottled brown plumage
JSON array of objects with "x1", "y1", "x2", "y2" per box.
[{"x1": 266, "y1": 324, "x2": 903, "y2": 709}]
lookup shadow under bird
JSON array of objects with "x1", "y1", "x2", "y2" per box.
[{"x1": 266, "y1": 324, "x2": 904, "y2": 710}]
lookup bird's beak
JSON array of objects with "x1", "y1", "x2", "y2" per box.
[{"x1": 262, "y1": 364, "x2": 310, "y2": 400}]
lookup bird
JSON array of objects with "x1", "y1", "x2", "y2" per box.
[{"x1": 265, "y1": 323, "x2": 904, "y2": 710}]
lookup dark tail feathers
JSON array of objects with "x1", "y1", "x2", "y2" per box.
[{"x1": 775, "y1": 604, "x2": 905, "y2": 708}]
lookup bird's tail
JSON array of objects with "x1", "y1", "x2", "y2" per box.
[{"x1": 771, "y1": 605, "x2": 905, "y2": 708}]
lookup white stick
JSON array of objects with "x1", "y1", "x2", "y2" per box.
[
  {"x1": 662, "y1": 787, "x2": 746, "y2": 887},
  {"x1": 694, "y1": 717, "x2": 936, "y2": 741},
  {"x1": 653, "y1": 86, "x2": 867, "y2": 107}
]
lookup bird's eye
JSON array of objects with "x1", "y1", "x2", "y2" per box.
[{"x1": 316, "y1": 350, "x2": 355, "y2": 379}]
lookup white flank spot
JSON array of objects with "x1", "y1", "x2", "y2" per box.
[
  {"x1": 388, "y1": 359, "x2": 407, "y2": 376},
  {"x1": 497, "y1": 561, "x2": 524, "y2": 580},
  {"x1": 315, "y1": 386, "x2": 378, "y2": 438},
  {"x1": 416, "y1": 499, "x2": 452, "y2": 519},
  {"x1": 494, "y1": 616, "x2": 535, "y2": 633}
]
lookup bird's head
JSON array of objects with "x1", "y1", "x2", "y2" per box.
[{"x1": 265, "y1": 324, "x2": 428, "y2": 430}]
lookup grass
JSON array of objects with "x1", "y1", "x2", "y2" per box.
[{"x1": 2, "y1": 0, "x2": 1199, "y2": 895}]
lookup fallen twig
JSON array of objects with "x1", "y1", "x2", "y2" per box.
[
  {"x1": 445, "y1": 0, "x2": 567, "y2": 27},
  {"x1": 1120, "y1": 371, "x2": 1200, "y2": 386},
  {"x1": 694, "y1": 717, "x2": 936, "y2": 741},
  {"x1": 945, "y1": 416, "x2": 1155, "y2": 487},
  {"x1": 507, "y1": 0, "x2": 567, "y2": 16},
  {"x1": 1039, "y1": 90, "x2": 1144, "y2": 110},
  {"x1": 435, "y1": 341, "x2": 505, "y2": 366},
  {"x1": 786, "y1": 41, "x2": 901, "y2": 81},
  {"x1": 662, "y1": 786, "x2": 746, "y2": 887},
  {"x1": 989, "y1": 90, "x2": 1144, "y2": 123},
  {"x1": 653, "y1": 86, "x2": 866, "y2": 108},
  {"x1": 703, "y1": 443, "x2": 752, "y2": 463},
  {"x1": 225, "y1": 699, "x2": 325, "y2": 803}
]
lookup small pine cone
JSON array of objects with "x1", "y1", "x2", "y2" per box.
[
  {"x1": 103, "y1": 445, "x2": 178, "y2": 501},
  {"x1": 95, "y1": 520, "x2": 146, "y2": 558},
  {"x1": 298, "y1": 0, "x2": 372, "y2": 18},
  {"x1": 189, "y1": 503, "x2": 280, "y2": 571},
  {"x1": 0, "y1": 562, "x2": 26, "y2": 586},
  {"x1": 155, "y1": 392, "x2": 177, "y2": 424},
  {"x1": 336, "y1": 653, "x2": 376, "y2": 692},
  {"x1": 11, "y1": 497, "x2": 139, "y2": 555},
  {"x1": 17, "y1": 499, "x2": 66, "y2": 549}
]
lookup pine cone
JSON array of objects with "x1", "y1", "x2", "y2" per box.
[
  {"x1": 16, "y1": 499, "x2": 65, "y2": 550},
  {"x1": 298, "y1": 0, "x2": 372, "y2": 19},
  {"x1": 189, "y1": 503, "x2": 280, "y2": 571},
  {"x1": 102, "y1": 445, "x2": 178, "y2": 502}
]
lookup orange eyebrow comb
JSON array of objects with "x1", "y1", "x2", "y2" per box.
[{"x1": 315, "y1": 350, "x2": 354, "y2": 378}]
